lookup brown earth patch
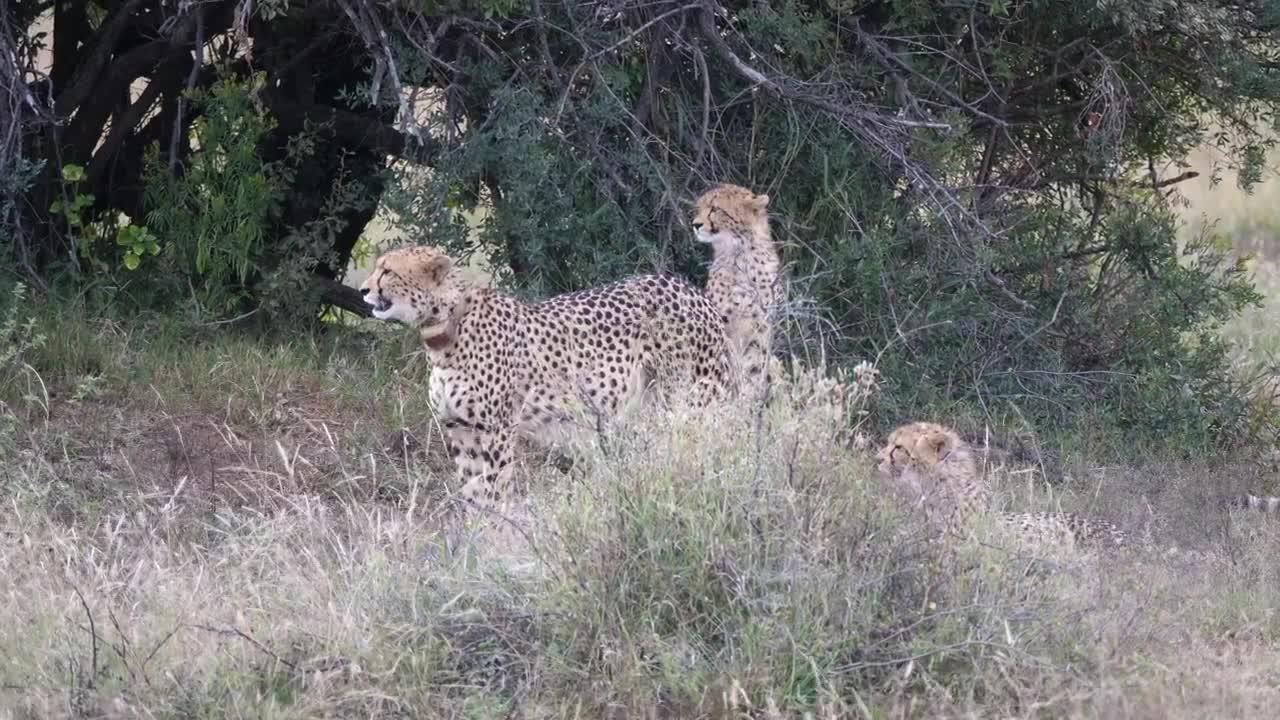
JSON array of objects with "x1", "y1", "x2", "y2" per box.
[{"x1": 24, "y1": 388, "x2": 452, "y2": 516}]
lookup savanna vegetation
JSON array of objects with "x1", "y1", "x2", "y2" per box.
[{"x1": 4, "y1": 1, "x2": 1280, "y2": 717}]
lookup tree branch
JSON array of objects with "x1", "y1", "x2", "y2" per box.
[
  {"x1": 694, "y1": 6, "x2": 948, "y2": 131},
  {"x1": 853, "y1": 22, "x2": 1007, "y2": 127},
  {"x1": 86, "y1": 66, "x2": 180, "y2": 185},
  {"x1": 314, "y1": 276, "x2": 372, "y2": 317},
  {"x1": 171, "y1": 4, "x2": 205, "y2": 171},
  {"x1": 54, "y1": 0, "x2": 147, "y2": 115},
  {"x1": 51, "y1": 0, "x2": 89, "y2": 91},
  {"x1": 264, "y1": 99, "x2": 438, "y2": 161},
  {"x1": 63, "y1": 5, "x2": 234, "y2": 158}
]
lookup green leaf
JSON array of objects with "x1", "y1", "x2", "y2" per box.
[
  {"x1": 62, "y1": 164, "x2": 85, "y2": 182},
  {"x1": 123, "y1": 253, "x2": 141, "y2": 270}
]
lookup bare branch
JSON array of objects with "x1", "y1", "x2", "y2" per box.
[
  {"x1": 695, "y1": 4, "x2": 991, "y2": 248},
  {"x1": 336, "y1": 0, "x2": 411, "y2": 132},
  {"x1": 853, "y1": 22, "x2": 1007, "y2": 128},
  {"x1": 189, "y1": 624, "x2": 298, "y2": 670},
  {"x1": 54, "y1": 0, "x2": 148, "y2": 115},
  {"x1": 73, "y1": 586, "x2": 100, "y2": 687},
  {"x1": 694, "y1": 6, "x2": 949, "y2": 131},
  {"x1": 315, "y1": 275, "x2": 373, "y2": 317},
  {"x1": 171, "y1": 4, "x2": 205, "y2": 172},
  {"x1": 86, "y1": 68, "x2": 176, "y2": 184},
  {"x1": 264, "y1": 98, "x2": 438, "y2": 160}
]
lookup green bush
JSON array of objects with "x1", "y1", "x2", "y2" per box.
[
  {"x1": 10, "y1": 0, "x2": 1279, "y2": 452},
  {"x1": 141, "y1": 74, "x2": 281, "y2": 315},
  {"x1": 0, "y1": 283, "x2": 48, "y2": 455},
  {"x1": 130, "y1": 73, "x2": 376, "y2": 323},
  {"x1": 379, "y1": 0, "x2": 1277, "y2": 451}
]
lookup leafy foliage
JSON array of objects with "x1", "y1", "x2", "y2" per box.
[
  {"x1": 377, "y1": 0, "x2": 1279, "y2": 450},
  {"x1": 0, "y1": 282, "x2": 47, "y2": 455},
  {"x1": 7, "y1": 0, "x2": 1280, "y2": 449},
  {"x1": 142, "y1": 75, "x2": 280, "y2": 312},
  {"x1": 115, "y1": 224, "x2": 162, "y2": 271}
]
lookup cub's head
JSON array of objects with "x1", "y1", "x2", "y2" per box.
[
  {"x1": 691, "y1": 184, "x2": 770, "y2": 252},
  {"x1": 876, "y1": 422, "x2": 961, "y2": 477},
  {"x1": 359, "y1": 245, "x2": 458, "y2": 329}
]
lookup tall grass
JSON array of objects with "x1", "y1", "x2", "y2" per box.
[
  {"x1": 8, "y1": 155, "x2": 1280, "y2": 712},
  {"x1": 4, "y1": 304, "x2": 1280, "y2": 717}
]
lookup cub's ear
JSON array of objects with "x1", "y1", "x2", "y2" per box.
[
  {"x1": 922, "y1": 430, "x2": 950, "y2": 455},
  {"x1": 751, "y1": 192, "x2": 770, "y2": 209}
]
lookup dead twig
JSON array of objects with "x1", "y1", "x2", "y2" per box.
[
  {"x1": 139, "y1": 624, "x2": 182, "y2": 687},
  {"x1": 170, "y1": 3, "x2": 204, "y2": 171},
  {"x1": 72, "y1": 586, "x2": 100, "y2": 688},
  {"x1": 189, "y1": 623, "x2": 299, "y2": 671}
]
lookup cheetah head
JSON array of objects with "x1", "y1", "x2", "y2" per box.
[
  {"x1": 877, "y1": 422, "x2": 958, "y2": 477},
  {"x1": 359, "y1": 245, "x2": 459, "y2": 331},
  {"x1": 691, "y1": 184, "x2": 769, "y2": 254}
]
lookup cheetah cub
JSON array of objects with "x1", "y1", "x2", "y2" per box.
[
  {"x1": 877, "y1": 422, "x2": 1128, "y2": 550},
  {"x1": 691, "y1": 184, "x2": 783, "y2": 397}
]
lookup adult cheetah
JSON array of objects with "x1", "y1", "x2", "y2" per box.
[
  {"x1": 877, "y1": 421, "x2": 1128, "y2": 549},
  {"x1": 691, "y1": 184, "x2": 783, "y2": 395},
  {"x1": 360, "y1": 245, "x2": 732, "y2": 515}
]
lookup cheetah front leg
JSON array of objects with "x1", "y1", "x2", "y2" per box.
[
  {"x1": 726, "y1": 315, "x2": 772, "y2": 404},
  {"x1": 442, "y1": 420, "x2": 519, "y2": 519}
]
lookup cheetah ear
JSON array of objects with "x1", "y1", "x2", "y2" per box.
[
  {"x1": 751, "y1": 192, "x2": 770, "y2": 209},
  {"x1": 416, "y1": 253, "x2": 453, "y2": 284},
  {"x1": 922, "y1": 431, "x2": 950, "y2": 455},
  {"x1": 429, "y1": 254, "x2": 453, "y2": 282}
]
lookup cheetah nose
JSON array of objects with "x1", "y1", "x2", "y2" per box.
[{"x1": 360, "y1": 287, "x2": 370, "y2": 296}]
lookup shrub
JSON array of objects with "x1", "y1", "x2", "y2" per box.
[
  {"x1": 372, "y1": 1, "x2": 1279, "y2": 451},
  {"x1": 0, "y1": 282, "x2": 47, "y2": 455}
]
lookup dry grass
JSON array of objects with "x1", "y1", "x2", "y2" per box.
[
  {"x1": 5, "y1": 145, "x2": 1280, "y2": 714},
  {"x1": 4, "y1": 304, "x2": 1280, "y2": 718}
]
